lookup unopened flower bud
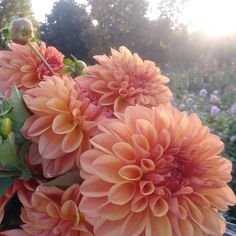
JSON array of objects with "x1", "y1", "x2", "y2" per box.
[
  {"x1": 74, "y1": 60, "x2": 87, "y2": 75},
  {"x1": 0, "y1": 117, "x2": 13, "y2": 139},
  {"x1": 9, "y1": 18, "x2": 34, "y2": 45},
  {"x1": 77, "y1": 60, "x2": 87, "y2": 70}
]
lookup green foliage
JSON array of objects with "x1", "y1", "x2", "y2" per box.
[
  {"x1": 0, "y1": 0, "x2": 37, "y2": 49},
  {"x1": 0, "y1": 177, "x2": 16, "y2": 196},
  {"x1": 0, "y1": 86, "x2": 32, "y2": 196},
  {"x1": 44, "y1": 171, "x2": 82, "y2": 189},
  {"x1": 0, "y1": 132, "x2": 19, "y2": 168},
  {"x1": 0, "y1": 133, "x2": 31, "y2": 180},
  {"x1": 168, "y1": 64, "x2": 236, "y2": 98},
  {"x1": 0, "y1": 99, "x2": 12, "y2": 118},
  {"x1": 63, "y1": 55, "x2": 87, "y2": 77},
  {"x1": 8, "y1": 84, "x2": 30, "y2": 145},
  {"x1": 0, "y1": 27, "x2": 10, "y2": 42},
  {"x1": 17, "y1": 141, "x2": 32, "y2": 179},
  {"x1": 0, "y1": 0, "x2": 34, "y2": 27},
  {"x1": 85, "y1": 0, "x2": 149, "y2": 57}
]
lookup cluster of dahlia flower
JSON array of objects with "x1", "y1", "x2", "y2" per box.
[{"x1": 0, "y1": 32, "x2": 235, "y2": 236}]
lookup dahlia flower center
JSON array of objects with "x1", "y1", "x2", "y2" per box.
[
  {"x1": 72, "y1": 108, "x2": 84, "y2": 126},
  {"x1": 129, "y1": 153, "x2": 192, "y2": 197},
  {"x1": 37, "y1": 56, "x2": 62, "y2": 78},
  {"x1": 132, "y1": 77, "x2": 146, "y2": 88},
  {"x1": 118, "y1": 76, "x2": 150, "y2": 97},
  {"x1": 47, "y1": 56, "x2": 62, "y2": 69}
]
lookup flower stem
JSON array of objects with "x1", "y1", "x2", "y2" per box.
[{"x1": 27, "y1": 42, "x2": 55, "y2": 75}]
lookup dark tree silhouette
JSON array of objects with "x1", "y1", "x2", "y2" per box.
[{"x1": 39, "y1": 0, "x2": 91, "y2": 61}]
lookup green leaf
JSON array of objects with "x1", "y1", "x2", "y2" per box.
[
  {"x1": 8, "y1": 84, "x2": 30, "y2": 145},
  {"x1": 0, "y1": 170, "x2": 21, "y2": 178},
  {"x1": 0, "y1": 98, "x2": 13, "y2": 117},
  {"x1": 18, "y1": 162, "x2": 31, "y2": 179},
  {"x1": 17, "y1": 141, "x2": 32, "y2": 179},
  {"x1": 44, "y1": 171, "x2": 82, "y2": 188},
  {"x1": 14, "y1": 132, "x2": 27, "y2": 146},
  {"x1": 9, "y1": 84, "x2": 30, "y2": 129},
  {"x1": 62, "y1": 65, "x2": 73, "y2": 74},
  {"x1": 71, "y1": 55, "x2": 87, "y2": 76},
  {"x1": 0, "y1": 132, "x2": 19, "y2": 168},
  {"x1": 71, "y1": 55, "x2": 86, "y2": 70},
  {"x1": 0, "y1": 28, "x2": 10, "y2": 40},
  {"x1": 0, "y1": 177, "x2": 16, "y2": 196}
]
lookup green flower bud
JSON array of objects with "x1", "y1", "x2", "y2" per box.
[
  {"x1": 76, "y1": 60, "x2": 87, "y2": 70},
  {"x1": 9, "y1": 18, "x2": 34, "y2": 45},
  {"x1": 0, "y1": 117, "x2": 13, "y2": 139}
]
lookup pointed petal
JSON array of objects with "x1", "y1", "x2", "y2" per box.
[
  {"x1": 52, "y1": 113, "x2": 77, "y2": 134},
  {"x1": 62, "y1": 128, "x2": 83, "y2": 153},
  {"x1": 108, "y1": 181, "x2": 135, "y2": 205},
  {"x1": 92, "y1": 154, "x2": 123, "y2": 183},
  {"x1": 80, "y1": 176, "x2": 112, "y2": 197}
]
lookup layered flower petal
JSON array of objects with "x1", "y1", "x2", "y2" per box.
[
  {"x1": 0, "y1": 42, "x2": 64, "y2": 96},
  {"x1": 77, "y1": 46, "x2": 172, "y2": 112},
  {"x1": 17, "y1": 184, "x2": 93, "y2": 235},
  {"x1": 21, "y1": 76, "x2": 103, "y2": 177},
  {"x1": 80, "y1": 105, "x2": 236, "y2": 236}
]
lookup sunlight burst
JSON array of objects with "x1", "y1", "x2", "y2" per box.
[{"x1": 183, "y1": 0, "x2": 236, "y2": 37}]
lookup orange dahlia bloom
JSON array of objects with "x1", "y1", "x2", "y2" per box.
[
  {"x1": 21, "y1": 75, "x2": 102, "y2": 177},
  {"x1": 77, "y1": 46, "x2": 172, "y2": 112},
  {"x1": 80, "y1": 105, "x2": 235, "y2": 236},
  {"x1": 16, "y1": 184, "x2": 93, "y2": 236},
  {"x1": 0, "y1": 42, "x2": 64, "y2": 96}
]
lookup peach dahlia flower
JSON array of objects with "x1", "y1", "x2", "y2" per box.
[
  {"x1": 80, "y1": 105, "x2": 235, "y2": 236},
  {"x1": 4, "y1": 184, "x2": 93, "y2": 236},
  {"x1": 0, "y1": 42, "x2": 64, "y2": 96},
  {"x1": 21, "y1": 76, "x2": 102, "y2": 177},
  {"x1": 78, "y1": 46, "x2": 172, "y2": 112}
]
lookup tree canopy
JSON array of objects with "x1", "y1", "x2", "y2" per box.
[
  {"x1": 38, "y1": 0, "x2": 236, "y2": 68},
  {"x1": 40, "y1": 0, "x2": 91, "y2": 61},
  {"x1": 0, "y1": 0, "x2": 35, "y2": 28}
]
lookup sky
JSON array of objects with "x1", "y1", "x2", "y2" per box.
[{"x1": 31, "y1": 0, "x2": 236, "y2": 37}]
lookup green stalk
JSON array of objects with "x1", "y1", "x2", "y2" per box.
[{"x1": 27, "y1": 42, "x2": 55, "y2": 75}]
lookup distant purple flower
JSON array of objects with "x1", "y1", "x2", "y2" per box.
[
  {"x1": 230, "y1": 103, "x2": 236, "y2": 115},
  {"x1": 199, "y1": 89, "x2": 208, "y2": 97},
  {"x1": 210, "y1": 94, "x2": 219, "y2": 103},
  {"x1": 192, "y1": 104, "x2": 198, "y2": 111},
  {"x1": 186, "y1": 98, "x2": 193, "y2": 104},
  {"x1": 179, "y1": 103, "x2": 185, "y2": 110},
  {"x1": 211, "y1": 105, "x2": 220, "y2": 116},
  {"x1": 232, "y1": 87, "x2": 236, "y2": 93},
  {"x1": 230, "y1": 135, "x2": 236, "y2": 142}
]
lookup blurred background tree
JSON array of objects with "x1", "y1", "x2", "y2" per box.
[
  {"x1": 84, "y1": 0, "x2": 149, "y2": 58},
  {"x1": 0, "y1": 0, "x2": 36, "y2": 49},
  {"x1": 0, "y1": 0, "x2": 35, "y2": 28},
  {"x1": 39, "y1": 0, "x2": 91, "y2": 61}
]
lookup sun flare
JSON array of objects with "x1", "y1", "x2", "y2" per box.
[{"x1": 182, "y1": 0, "x2": 236, "y2": 37}]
